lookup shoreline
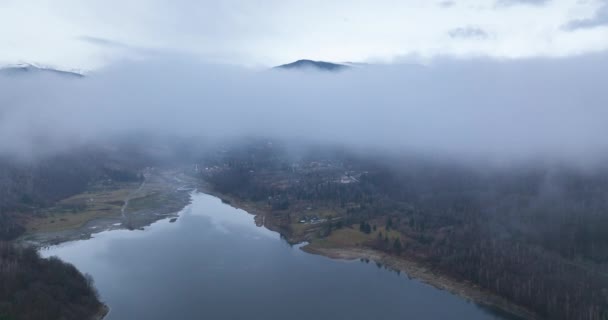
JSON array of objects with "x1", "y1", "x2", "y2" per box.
[
  {"x1": 18, "y1": 170, "x2": 197, "y2": 249},
  {"x1": 302, "y1": 245, "x2": 538, "y2": 320},
  {"x1": 93, "y1": 304, "x2": 110, "y2": 320},
  {"x1": 28, "y1": 181, "x2": 539, "y2": 320},
  {"x1": 202, "y1": 186, "x2": 540, "y2": 320},
  {"x1": 17, "y1": 196, "x2": 190, "y2": 249}
]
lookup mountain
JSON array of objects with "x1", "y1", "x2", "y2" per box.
[
  {"x1": 274, "y1": 59, "x2": 349, "y2": 72},
  {"x1": 0, "y1": 63, "x2": 84, "y2": 78}
]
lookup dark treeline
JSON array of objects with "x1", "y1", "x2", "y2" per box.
[
  {"x1": 0, "y1": 143, "x2": 174, "y2": 320},
  {"x1": 0, "y1": 143, "x2": 164, "y2": 240},
  {"x1": 202, "y1": 142, "x2": 608, "y2": 320},
  {"x1": 0, "y1": 152, "x2": 103, "y2": 241},
  {"x1": 1, "y1": 138, "x2": 607, "y2": 319},
  {"x1": 0, "y1": 242, "x2": 103, "y2": 320},
  {"x1": 0, "y1": 138, "x2": 211, "y2": 320}
]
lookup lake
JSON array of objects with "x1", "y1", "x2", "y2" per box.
[{"x1": 42, "y1": 192, "x2": 520, "y2": 320}]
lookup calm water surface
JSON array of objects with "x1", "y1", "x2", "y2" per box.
[{"x1": 42, "y1": 192, "x2": 520, "y2": 320}]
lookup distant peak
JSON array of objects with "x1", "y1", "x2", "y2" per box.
[
  {"x1": 274, "y1": 59, "x2": 349, "y2": 72},
  {"x1": 0, "y1": 63, "x2": 84, "y2": 78}
]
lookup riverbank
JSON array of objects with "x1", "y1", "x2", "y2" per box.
[
  {"x1": 303, "y1": 245, "x2": 538, "y2": 320},
  {"x1": 19, "y1": 169, "x2": 196, "y2": 248},
  {"x1": 202, "y1": 185, "x2": 540, "y2": 320},
  {"x1": 25, "y1": 176, "x2": 539, "y2": 320}
]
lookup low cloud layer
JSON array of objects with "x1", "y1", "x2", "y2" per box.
[
  {"x1": 1, "y1": 53, "x2": 607, "y2": 166},
  {"x1": 563, "y1": 2, "x2": 608, "y2": 30},
  {"x1": 448, "y1": 27, "x2": 489, "y2": 39},
  {"x1": 496, "y1": 0, "x2": 550, "y2": 6}
]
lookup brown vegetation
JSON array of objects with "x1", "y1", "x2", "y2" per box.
[{"x1": 201, "y1": 142, "x2": 608, "y2": 320}]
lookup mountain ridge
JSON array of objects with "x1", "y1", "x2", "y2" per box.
[
  {"x1": 274, "y1": 59, "x2": 349, "y2": 72},
  {"x1": 0, "y1": 63, "x2": 84, "y2": 78}
]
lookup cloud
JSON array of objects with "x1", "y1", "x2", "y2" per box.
[
  {"x1": 496, "y1": 0, "x2": 550, "y2": 6},
  {"x1": 77, "y1": 35, "x2": 161, "y2": 59},
  {"x1": 78, "y1": 36, "x2": 130, "y2": 49},
  {"x1": 1, "y1": 53, "x2": 607, "y2": 166},
  {"x1": 563, "y1": 2, "x2": 608, "y2": 30},
  {"x1": 448, "y1": 27, "x2": 489, "y2": 39},
  {"x1": 438, "y1": 1, "x2": 455, "y2": 8},
  {"x1": 1, "y1": 1, "x2": 607, "y2": 70}
]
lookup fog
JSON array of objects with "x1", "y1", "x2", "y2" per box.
[{"x1": 1, "y1": 53, "x2": 607, "y2": 166}]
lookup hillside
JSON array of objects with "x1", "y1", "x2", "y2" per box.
[
  {"x1": 274, "y1": 59, "x2": 349, "y2": 72},
  {"x1": 0, "y1": 242, "x2": 105, "y2": 320},
  {"x1": 0, "y1": 64, "x2": 83, "y2": 78}
]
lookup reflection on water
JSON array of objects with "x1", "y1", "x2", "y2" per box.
[{"x1": 42, "y1": 193, "x2": 518, "y2": 320}]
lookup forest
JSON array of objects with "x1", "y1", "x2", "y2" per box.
[
  {"x1": 0, "y1": 145, "x2": 150, "y2": 320},
  {"x1": 0, "y1": 144, "x2": 154, "y2": 241},
  {"x1": 202, "y1": 141, "x2": 608, "y2": 320},
  {"x1": 0, "y1": 242, "x2": 103, "y2": 320},
  {"x1": 1, "y1": 138, "x2": 607, "y2": 319}
]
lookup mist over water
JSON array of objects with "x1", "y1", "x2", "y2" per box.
[{"x1": 2, "y1": 52, "x2": 608, "y2": 166}]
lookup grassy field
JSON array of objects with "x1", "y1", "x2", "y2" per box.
[
  {"x1": 126, "y1": 192, "x2": 163, "y2": 212},
  {"x1": 309, "y1": 224, "x2": 404, "y2": 249},
  {"x1": 25, "y1": 183, "x2": 141, "y2": 233}
]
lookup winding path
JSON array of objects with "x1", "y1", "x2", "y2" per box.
[{"x1": 121, "y1": 174, "x2": 147, "y2": 227}]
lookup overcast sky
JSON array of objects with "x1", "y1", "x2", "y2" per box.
[{"x1": 1, "y1": 0, "x2": 608, "y2": 70}]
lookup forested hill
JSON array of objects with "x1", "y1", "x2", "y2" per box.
[
  {"x1": 0, "y1": 145, "x2": 151, "y2": 320},
  {"x1": 200, "y1": 142, "x2": 608, "y2": 320},
  {"x1": 0, "y1": 242, "x2": 104, "y2": 320}
]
